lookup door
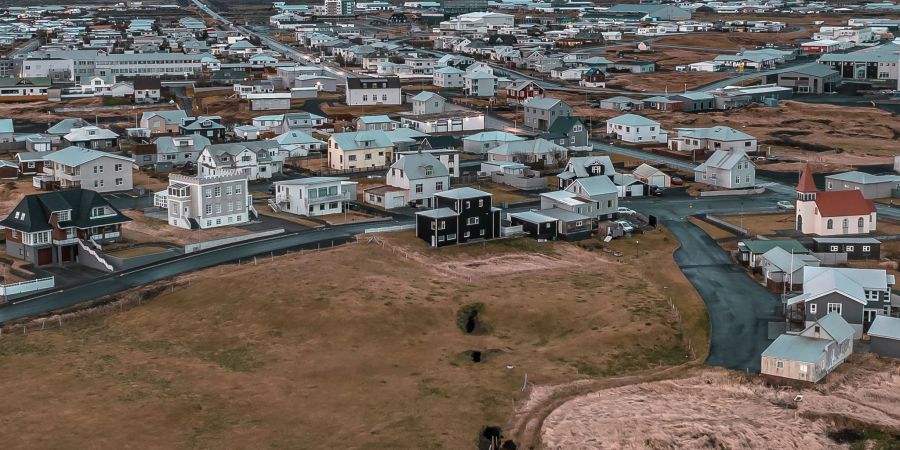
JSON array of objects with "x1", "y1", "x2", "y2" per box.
[{"x1": 37, "y1": 248, "x2": 53, "y2": 266}]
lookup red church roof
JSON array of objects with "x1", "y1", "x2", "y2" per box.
[
  {"x1": 815, "y1": 190, "x2": 876, "y2": 217},
  {"x1": 796, "y1": 164, "x2": 818, "y2": 193}
]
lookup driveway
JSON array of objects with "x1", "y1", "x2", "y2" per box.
[{"x1": 663, "y1": 219, "x2": 782, "y2": 372}]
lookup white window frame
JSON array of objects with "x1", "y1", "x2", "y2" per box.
[{"x1": 827, "y1": 303, "x2": 842, "y2": 315}]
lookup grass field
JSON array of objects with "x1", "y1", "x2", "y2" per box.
[
  {"x1": 718, "y1": 212, "x2": 795, "y2": 236},
  {"x1": 0, "y1": 230, "x2": 707, "y2": 449}
]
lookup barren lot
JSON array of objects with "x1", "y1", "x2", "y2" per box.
[
  {"x1": 541, "y1": 357, "x2": 900, "y2": 449},
  {"x1": 0, "y1": 230, "x2": 706, "y2": 449}
]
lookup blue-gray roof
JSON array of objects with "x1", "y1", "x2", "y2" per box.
[
  {"x1": 868, "y1": 315, "x2": 900, "y2": 340},
  {"x1": 762, "y1": 334, "x2": 829, "y2": 363}
]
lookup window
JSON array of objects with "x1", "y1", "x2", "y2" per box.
[
  {"x1": 439, "y1": 221, "x2": 446, "y2": 230},
  {"x1": 862, "y1": 245, "x2": 871, "y2": 252},
  {"x1": 436, "y1": 181, "x2": 444, "y2": 191},
  {"x1": 115, "y1": 178, "x2": 123, "y2": 186},
  {"x1": 114, "y1": 163, "x2": 123, "y2": 171},
  {"x1": 827, "y1": 303, "x2": 842, "y2": 315},
  {"x1": 467, "y1": 217, "x2": 479, "y2": 225},
  {"x1": 830, "y1": 245, "x2": 839, "y2": 252},
  {"x1": 478, "y1": 199, "x2": 484, "y2": 207},
  {"x1": 846, "y1": 245, "x2": 855, "y2": 252},
  {"x1": 235, "y1": 185, "x2": 242, "y2": 194},
  {"x1": 226, "y1": 186, "x2": 232, "y2": 195},
  {"x1": 91, "y1": 206, "x2": 106, "y2": 217},
  {"x1": 415, "y1": 184, "x2": 423, "y2": 193},
  {"x1": 205, "y1": 188, "x2": 212, "y2": 198},
  {"x1": 57, "y1": 210, "x2": 71, "y2": 221},
  {"x1": 464, "y1": 231, "x2": 470, "y2": 238},
  {"x1": 799, "y1": 364, "x2": 807, "y2": 374},
  {"x1": 809, "y1": 304, "x2": 817, "y2": 314},
  {"x1": 205, "y1": 204, "x2": 212, "y2": 215},
  {"x1": 214, "y1": 186, "x2": 221, "y2": 197},
  {"x1": 827, "y1": 219, "x2": 833, "y2": 230},
  {"x1": 776, "y1": 361, "x2": 783, "y2": 369}
]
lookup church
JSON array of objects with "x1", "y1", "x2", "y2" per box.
[{"x1": 795, "y1": 164, "x2": 877, "y2": 236}]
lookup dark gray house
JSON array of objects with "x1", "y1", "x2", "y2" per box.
[
  {"x1": 769, "y1": 63, "x2": 841, "y2": 94},
  {"x1": 811, "y1": 237, "x2": 881, "y2": 260},
  {"x1": 541, "y1": 116, "x2": 589, "y2": 150},
  {"x1": 523, "y1": 97, "x2": 573, "y2": 131},
  {"x1": 415, "y1": 187, "x2": 501, "y2": 248},
  {"x1": 868, "y1": 315, "x2": 900, "y2": 359}
]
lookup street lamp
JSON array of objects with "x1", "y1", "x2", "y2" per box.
[{"x1": 635, "y1": 240, "x2": 639, "y2": 258}]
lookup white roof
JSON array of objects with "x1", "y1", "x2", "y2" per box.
[{"x1": 63, "y1": 126, "x2": 119, "y2": 142}]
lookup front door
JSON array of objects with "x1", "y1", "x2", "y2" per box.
[{"x1": 37, "y1": 248, "x2": 53, "y2": 266}]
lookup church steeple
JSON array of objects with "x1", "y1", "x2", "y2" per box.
[{"x1": 797, "y1": 164, "x2": 817, "y2": 202}]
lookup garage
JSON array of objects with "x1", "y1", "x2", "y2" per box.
[
  {"x1": 37, "y1": 247, "x2": 53, "y2": 266},
  {"x1": 61, "y1": 245, "x2": 78, "y2": 263},
  {"x1": 868, "y1": 316, "x2": 900, "y2": 359}
]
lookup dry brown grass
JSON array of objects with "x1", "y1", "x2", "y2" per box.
[
  {"x1": 718, "y1": 212, "x2": 795, "y2": 236},
  {"x1": 123, "y1": 209, "x2": 249, "y2": 246},
  {"x1": 541, "y1": 356, "x2": 900, "y2": 449},
  {"x1": 0, "y1": 230, "x2": 707, "y2": 449},
  {"x1": 606, "y1": 71, "x2": 732, "y2": 92},
  {"x1": 688, "y1": 216, "x2": 736, "y2": 240}
]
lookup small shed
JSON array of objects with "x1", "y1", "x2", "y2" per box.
[
  {"x1": 509, "y1": 210, "x2": 558, "y2": 240},
  {"x1": 868, "y1": 315, "x2": 900, "y2": 359}
]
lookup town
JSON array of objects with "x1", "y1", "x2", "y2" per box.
[{"x1": 0, "y1": 0, "x2": 898, "y2": 447}]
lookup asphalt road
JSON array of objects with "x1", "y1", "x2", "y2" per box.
[
  {"x1": 0, "y1": 220, "x2": 409, "y2": 323},
  {"x1": 664, "y1": 218, "x2": 781, "y2": 372}
]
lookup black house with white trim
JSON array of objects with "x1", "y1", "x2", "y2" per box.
[{"x1": 415, "y1": 187, "x2": 501, "y2": 248}]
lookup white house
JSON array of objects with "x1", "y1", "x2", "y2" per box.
[
  {"x1": 433, "y1": 66, "x2": 465, "y2": 88},
  {"x1": 197, "y1": 141, "x2": 283, "y2": 181},
  {"x1": 156, "y1": 173, "x2": 252, "y2": 229},
  {"x1": 379, "y1": 152, "x2": 450, "y2": 208},
  {"x1": 605, "y1": 114, "x2": 666, "y2": 144},
  {"x1": 463, "y1": 71, "x2": 497, "y2": 97},
  {"x1": 668, "y1": 126, "x2": 758, "y2": 153},
  {"x1": 273, "y1": 130, "x2": 325, "y2": 157},
  {"x1": 411, "y1": 91, "x2": 446, "y2": 115},
  {"x1": 345, "y1": 77, "x2": 401, "y2": 106},
  {"x1": 39, "y1": 146, "x2": 134, "y2": 193},
  {"x1": 796, "y1": 164, "x2": 877, "y2": 236},
  {"x1": 328, "y1": 131, "x2": 394, "y2": 170},
  {"x1": 692, "y1": 149, "x2": 756, "y2": 189},
  {"x1": 272, "y1": 177, "x2": 358, "y2": 217}
]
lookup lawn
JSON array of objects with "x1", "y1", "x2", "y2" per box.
[
  {"x1": 717, "y1": 212, "x2": 795, "y2": 236},
  {"x1": 0, "y1": 230, "x2": 708, "y2": 449}
]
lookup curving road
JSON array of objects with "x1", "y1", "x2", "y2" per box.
[{"x1": 0, "y1": 220, "x2": 410, "y2": 323}]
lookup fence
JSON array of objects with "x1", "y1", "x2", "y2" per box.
[
  {"x1": 704, "y1": 215, "x2": 749, "y2": 236},
  {"x1": 184, "y1": 228, "x2": 285, "y2": 253},
  {"x1": 699, "y1": 187, "x2": 767, "y2": 197},
  {"x1": 490, "y1": 172, "x2": 546, "y2": 191},
  {"x1": 363, "y1": 224, "x2": 415, "y2": 234},
  {"x1": 0, "y1": 277, "x2": 55, "y2": 300},
  {"x1": 811, "y1": 252, "x2": 848, "y2": 265}
]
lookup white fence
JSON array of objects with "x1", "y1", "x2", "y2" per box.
[
  {"x1": 699, "y1": 187, "x2": 767, "y2": 197},
  {"x1": 0, "y1": 277, "x2": 55, "y2": 298},
  {"x1": 364, "y1": 224, "x2": 415, "y2": 234},
  {"x1": 184, "y1": 228, "x2": 285, "y2": 253}
]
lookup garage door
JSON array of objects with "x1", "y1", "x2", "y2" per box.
[{"x1": 37, "y1": 248, "x2": 53, "y2": 266}]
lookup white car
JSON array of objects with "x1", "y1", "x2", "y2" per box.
[
  {"x1": 614, "y1": 220, "x2": 635, "y2": 233},
  {"x1": 776, "y1": 201, "x2": 795, "y2": 210},
  {"x1": 617, "y1": 207, "x2": 637, "y2": 215}
]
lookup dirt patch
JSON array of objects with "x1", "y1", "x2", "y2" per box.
[
  {"x1": 123, "y1": 209, "x2": 249, "y2": 246},
  {"x1": 540, "y1": 357, "x2": 900, "y2": 449}
]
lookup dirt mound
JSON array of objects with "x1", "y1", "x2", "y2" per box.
[{"x1": 541, "y1": 358, "x2": 900, "y2": 449}]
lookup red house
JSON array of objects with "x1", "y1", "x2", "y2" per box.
[{"x1": 505, "y1": 80, "x2": 544, "y2": 103}]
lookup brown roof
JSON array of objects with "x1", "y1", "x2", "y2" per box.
[
  {"x1": 134, "y1": 76, "x2": 162, "y2": 90},
  {"x1": 796, "y1": 164, "x2": 818, "y2": 193},
  {"x1": 815, "y1": 190, "x2": 876, "y2": 217}
]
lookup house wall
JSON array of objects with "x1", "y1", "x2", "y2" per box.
[
  {"x1": 871, "y1": 336, "x2": 900, "y2": 359},
  {"x1": 812, "y1": 241, "x2": 880, "y2": 260},
  {"x1": 824, "y1": 178, "x2": 900, "y2": 199},
  {"x1": 46, "y1": 156, "x2": 133, "y2": 193},
  {"x1": 328, "y1": 144, "x2": 392, "y2": 170},
  {"x1": 761, "y1": 356, "x2": 823, "y2": 383},
  {"x1": 346, "y1": 87, "x2": 401, "y2": 106},
  {"x1": 805, "y1": 292, "x2": 865, "y2": 338},
  {"x1": 606, "y1": 120, "x2": 662, "y2": 143},
  {"x1": 799, "y1": 203, "x2": 877, "y2": 236}
]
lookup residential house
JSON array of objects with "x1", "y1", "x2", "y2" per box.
[
  {"x1": 488, "y1": 139, "x2": 568, "y2": 167},
  {"x1": 523, "y1": 97, "x2": 573, "y2": 131},
  {"x1": 0, "y1": 189, "x2": 131, "y2": 266},
  {"x1": 824, "y1": 171, "x2": 900, "y2": 199},
  {"x1": 605, "y1": 114, "x2": 666, "y2": 143},
  {"x1": 180, "y1": 116, "x2": 226, "y2": 141},
  {"x1": 433, "y1": 66, "x2": 465, "y2": 88},
  {"x1": 868, "y1": 316, "x2": 900, "y2": 359},
  {"x1": 234, "y1": 125, "x2": 259, "y2": 140},
  {"x1": 16, "y1": 152, "x2": 48, "y2": 175},
  {"x1": 811, "y1": 237, "x2": 881, "y2": 261},
  {"x1": 509, "y1": 210, "x2": 563, "y2": 240},
  {"x1": 134, "y1": 135, "x2": 210, "y2": 168},
  {"x1": 395, "y1": 148, "x2": 459, "y2": 178},
  {"x1": 632, "y1": 163, "x2": 671, "y2": 188},
  {"x1": 355, "y1": 115, "x2": 399, "y2": 131},
  {"x1": 47, "y1": 118, "x2": 91, "y2": 143},
  {"x1": 796, "y1": 165, "x2": 877, "y2": 236},
  {"x1": 563, "y1": 176, "x2": 618, "y2": 220},
  {"x1": 0, "y1": 77, "x2": 50, "y2": 102},
  {"x1": 273, "y1": 130, "x2": 325, "y2": 158},
  {"x1": 557, "y1": 156, "x2": 616, "y2": 189},
  {"x1": 598, "y1": 96, "x2": 644, "y2": 111},
  {"x1": 668, "y1": 126, "x2": 758, "y2": 154},
  {"x1": 411, "y1": 91, "x2": 446, "y2": 115},
  {"x1": 760, "y1": 246, "x2": 822, "y2": 291},
  {"x1": 415, "y1": 187, "x2": 501, "y2": 248},
  {"x1": 693, "y1": 149, "x2": 756, "y2": 189},
  {"x1": 761, "y1": 314, "x2": 854, "y2": 383},
  {"x1": 463, "y1": 71, "x2": 497, "y2": 97},
  {"x1": 373, "y1": 152, "x2": 450, "y2": 208},
  {"x1": 786, "y1": 266, "x2": 895, "y2": 339},
  {"x1": 328, "y1": 131, "x2": 394, "y2": 170},
  {"x1": 505, "y1": 80, "x2": 544, "y2": 103},
  {"x1": 770, "y1": 63, "x2": 840, "y2": 94},
  {"x1": 0, "y1": 118, "x2": 12, "y2": 143},
  {"x1": 133, "y1": 76, "x2": 162, "y2": 103},
  {"x1": 271, "y1": 177, "x2": 358, "y2": 217},
  {"x1": 156, "y1": 173, "x2": 251, "y2": 229},
  {"x1": 63, "y1": 126, "x2": 119, "y2": 150},
  {"x1": 462, "y1": 131, "x2": 524, "y2": 154},
  {"x1": 540, "y1": 116, "x2": 590, "y2": 151},
  {"x1": 345, "y1": 77, "x2": 402, "y2": 106},
  {"x1": 198, "y1": 141, "x2": 282, "y2": 180},
  {"x1": 140, "y1": 110, "x2": 189, "y2": 135},
  {"x1": 295, "y1": 75, "x2": 338, "y2": 92},
  {"x1": 277, "y1": 112, "x2": 327, "y2": 134},
  {"x1": 38, "y1": 146, "x2": 134, "y2": 193},
  {"x1": 737, "y1": 239, "x2": 811, "y2": 268},
  {"x1": 538, "y1": 190, "x2": 601, "y2": 229}
]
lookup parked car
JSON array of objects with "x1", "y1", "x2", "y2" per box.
[
  {"x1": 776, "y1": 200, "x2": 795, "y2": 210},
  {"x1": 617, "y1": 207, "x2": 637, "y2": 215},
  {"x1": 614, "y1": 220, "x2": 635, "y2": 233},
  {"x1": 671, "y1": 176, "x2": 684, "y2": 186},
  {"x1": 267, "y1": 184, "x2": 276, "y2": 195}
]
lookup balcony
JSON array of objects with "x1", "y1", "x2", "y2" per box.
[
  {"x1": 90, "y1": 231, "x2": 121, "y2": 241},
  {"x1": 307, "y1": 193, "x2": 346, "y2": 204}
]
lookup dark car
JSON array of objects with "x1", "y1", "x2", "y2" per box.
[{"x1": 671, "y1": 176, "x2": 684, "y2": 186}]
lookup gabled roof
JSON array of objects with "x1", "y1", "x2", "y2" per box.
[
  {"x1": 331, "y1": 131, "x2": 393, "y2": 150},
  {"x1": 411, "y1": 91, "x2": 445, "y2": 102},
  {"x1": 464, "y1": 131, "x2": 524, "y2": 143},
  {"x1": 608, "y1": 113, "x2": 658, "y2": 127},
  {"x1": 868, "y1": 315, "x2": 900, "y2": 340},
  {"x1": 0, "y1": 118, "x2": 13, "y2": 134},
  {"x1": 815, "y1": 190, "x2": 875, "y2": 217},
  {"x1": 760, "y1": 246, "x2": 819, "y2": 273},
  {"x1": 45, "y1": 146, "x2": 133, "y2": 166},
  {"x1": 47, "y1": 118, "x2": 90, "y2": 135},
  {"x1": 141, "y1": 110, "x2": 189, "y2": 125},
  {"x1": 698, "y1": 149, "x2": 751, "y2": 171},
  {"x1": 203, "y1": 141, "x2": 278, "y2": 164},
  {"x1": 739, "y1": 239, "x2": 809, "y2": 254},
  {"x1": 825, "y1": 171, "x2": 900, "y2": 185},
  {"x1": 567, "y1": 175, "x2": 617, "y2": 197},
  {"x1": 390, "y1": 152, "x2": 448, "y2": 180},
  {"x1": 632, "y1": 163, "x2": 666, "y2": 179},
  {"x1": 676, "y1": 126, "x2": 755, "y2": 142},
  {"x1": 358, "y1": 115, "x2": 394, "y2": 124},
  {"x1": 522, "y1": 97, "x2": 566, "y2": 110},
  {"x1": 788, "y1": 266, "x2": 893, "y2": 306},
  {"x1": 564, "y1": 156, "x2": 616, "y2": 178},
  {"x1": 436, "y1": 187, "x2": 490, "y2": 200},
  {"x1": 814, "y1": 313, "x2": 855, "y2": 343},
  {"x1": 489, "y1": 138, "x2": 567, "y2": 156},
  {"x1": 762, "y1": 334, "x2": 831, "y2": 363},
  {"x1": 0, "y1": 189, "x2": 131, "y2": 233},
  {"x1": 154, "y1": 135, "x2": 210, "y2": 154},
  {"x1": 64, "y1": 126, "x2": 119, "y2": 142},
  {"x1": 274, "y1": 130, "x2": 323, "y2": 146}
]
